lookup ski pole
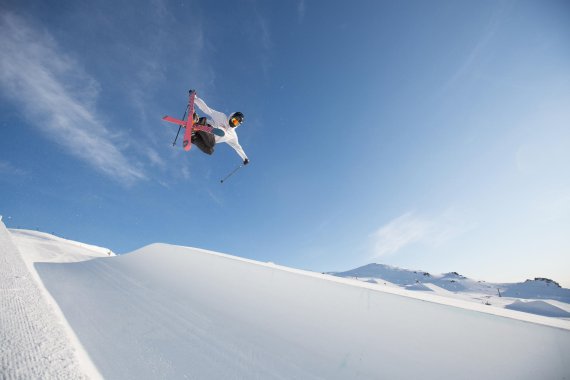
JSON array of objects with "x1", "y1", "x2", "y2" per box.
[
  {"x1": 220, "y1": 164, "x2": 244, "y2": 183},
  {"x1": 172, "y1": 105, "x2": 189, "y2": 146},
  {"x1": 172, "y1": 125, "x2": 182, "y2": 146}
]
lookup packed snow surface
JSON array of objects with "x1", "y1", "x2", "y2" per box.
[
  {"x1": 506, "y1": 300, "x2": 570, "y2": 318},
  {"x1": 3, "y1": 223, "x2": 570, "y2": 379},
  {"x1": 0, "y1": 224, "x2": 101, "y2": 379}
]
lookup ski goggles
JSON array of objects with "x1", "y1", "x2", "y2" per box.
[{"x1": 230, "y1": 116, "x2": 242, "y2": 127}]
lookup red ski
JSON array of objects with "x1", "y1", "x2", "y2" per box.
[
  {"x1": 182, "y1": 90, "x2": 196, "y2": 151},
  {"x1": 163, "y1": 116, "x2": 225, "y2": 136}
]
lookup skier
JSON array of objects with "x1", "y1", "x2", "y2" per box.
[{"x1": 192, "y1": 94, "x2": 249, "y2": 165}]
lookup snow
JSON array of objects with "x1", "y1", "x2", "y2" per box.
[
  {"x1": 506, "y1": 300, "x2": 570, "y2": 318},
  {"x1": 0, "y1": 221, "x2": 100, "y2": 379},
  {"x1": 404, "y1": 283, "x2": 432, "y2": 291},
  {"x1": 11, "y1": 229, "x2": 114, "y2": 268},
  {"x1": 2, "y1": 221, "x2": 570, "y2": 378},
  {"x1": 500, "y1": 279, "x2": 570, "y2": 302},
  {"x1": 334, "y1": 263, "x2": 570, "y2": 317}
]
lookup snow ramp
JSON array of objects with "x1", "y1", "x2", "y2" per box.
[
  {"x1": 36, "y1": 243, "x2": 570, "y2": 379},
  {"x1": 0, "y1": 220, "x2": 94, "y2": 379}
]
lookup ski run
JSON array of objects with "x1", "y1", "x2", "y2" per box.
[{"x1": 1, "y1": 218, "x2": 569, "y2": 379}]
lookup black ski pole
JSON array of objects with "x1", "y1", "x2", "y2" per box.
[
  {"x1": 220, "y1": 164, "x2": 244, "y2": 183},
  {"x1": 172, "y1": 125, "x2": 182, "y2": 146},
  {"x1": 172, "y1": 105, "x2": 189, "y2": 146}
]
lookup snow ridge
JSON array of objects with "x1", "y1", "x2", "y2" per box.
[{"x1": 0, "y1": 221, "x2": 90, "y2": 379}]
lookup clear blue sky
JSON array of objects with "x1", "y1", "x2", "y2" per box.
[{"x1": 1, "y1": 0, "x2": 569, "y2": 286}]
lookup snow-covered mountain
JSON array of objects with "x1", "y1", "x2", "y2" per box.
[
  {"x1": 2, "y1": 222, "x2": 570, "y2": 379},
  {"x1": 333, "y1": 263, "x2": 570, "y2": 317}
]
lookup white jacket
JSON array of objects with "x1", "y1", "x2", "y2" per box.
[{"x1": 194, "y1": 95, "x2": 248, "y2": 161}]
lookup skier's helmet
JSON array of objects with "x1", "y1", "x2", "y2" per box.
[{"x1": 229, "y1": 112, "x2": 244, "y2": 127}]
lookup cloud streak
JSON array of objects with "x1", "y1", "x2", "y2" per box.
[
  {"x1": 441, "y1": 1, "x2": 511, "y2": 93},
  {"x1": 371, "y1": 212, "x2": 431, "y2": 257},
  {"x1": 0, "y1": 160, "x2": 28, "y2": 179},
  {"x1": 297, "y1": 0, "x2": 306, "y2": 23},
  {"x1": 0, "y1": 13, "x2": 145, "y2": 185},
  {"x1": 371, "y1": 211, "x2": 471, "y2": 258}
]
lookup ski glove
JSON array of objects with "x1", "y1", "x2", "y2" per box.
[{"x1": 243, "y1": 158, "x2": 249, "y2": 166}]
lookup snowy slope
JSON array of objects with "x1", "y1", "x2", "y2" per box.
[
  {"x1": 10, "y1": 229, "x2": 114, "y2": 269},
  {"x1": 33, "y1": 243, "x2": 570, "y2": 379},
  {"x1": 3, "y1": 225, "x2": 570, "y2": 378},
  {"x1": 0, "y1": 221, "x2": 100, "y2": 379},
  {"x1": 506, "y1": 300, "x2": 570, "y2": 318},
  {"x1": 500, "y1": 278, "x2": 570, "y2": 302},
  {"x1": 334, "y1": 263, "x2": 570, "y2": 317}
]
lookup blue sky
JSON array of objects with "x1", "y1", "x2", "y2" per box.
[{"x1": 1, "y1": 0, "x2": 569, "y2": 286}]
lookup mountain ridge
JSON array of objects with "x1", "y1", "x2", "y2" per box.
[{"x1": 332, "y1": 263, "x2": 570, "y2": 304}]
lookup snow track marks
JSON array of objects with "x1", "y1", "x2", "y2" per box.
[{"x1": 0, "y1": 224, "x2": 88, "y2": 379}]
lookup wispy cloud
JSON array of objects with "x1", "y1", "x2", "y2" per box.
[
  {"x1": 297, "y1": 0, "x2": 306, "y2": 24},
  {"x1": 442, "y1": 1, "x2": 511, "y2": 93},
  {"x1": 206, "y1": 189, "x2": 224, "y2": 207},
  {"x1": 0, "y1": 160, "x2": 28, "y2": 178},
  {"x1": 370, "y1": 211, "x2": 472, "y2": 258},
  {"x1": 371, "y1": 212, "x2": 431, "y2": 257},
  {"x1": 256, "y1": 13, "x2": 272, "y2": 52},
  {"x1": 0, "y1": 13, "x2": 146, "y2": 185},
  {"x1": 250, "y1": 6, "x2": 273, "y2": 79}
]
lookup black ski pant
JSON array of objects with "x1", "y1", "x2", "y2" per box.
[{"x1": 192, "y1": 130, "x2": 215, "y2": 155}]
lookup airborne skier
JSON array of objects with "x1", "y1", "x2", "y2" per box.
[{"x1": 192, "y1": 94, "x2": 249, "y2": 166}]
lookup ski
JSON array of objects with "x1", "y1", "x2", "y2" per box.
[
  {"x1": 162, "y1": 115, "x2": 186, "y2": 125},
  {"x1": 182, "y1": 90, "x2": 196, "y2": 151},
  {"x1": 162, "y1": 116, "x2": 225, "y2": 137},
  {"x1": 194, "y1": 124, "x2": 225, "y2": 136}
]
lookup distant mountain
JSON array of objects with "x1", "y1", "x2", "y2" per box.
[
  {"x1": 500, "y1": 278, "x2": 570, "y2": 303},
  {"x1": 333, "y1": 263, "x2": 570, "y2": 304}
]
